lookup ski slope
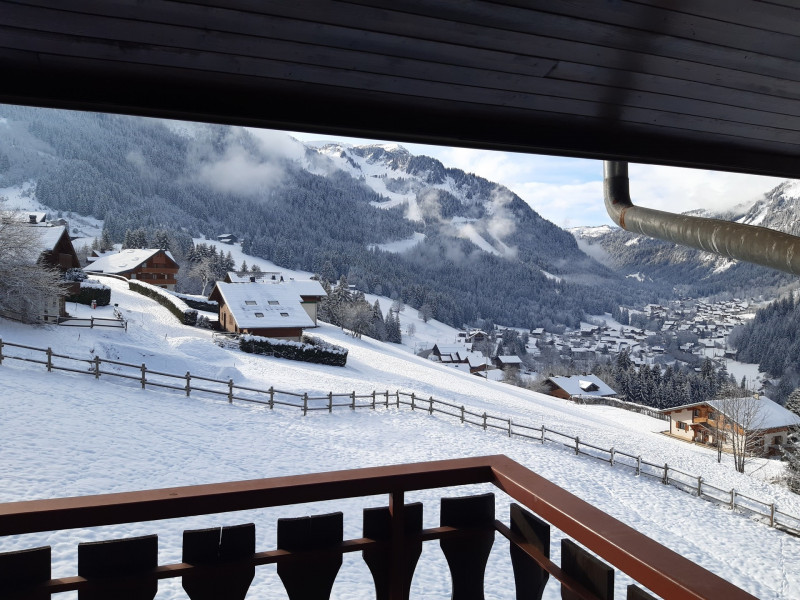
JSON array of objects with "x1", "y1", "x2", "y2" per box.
[{"x1": 1, "y1": 277, "x2": 799, "y2": 599}]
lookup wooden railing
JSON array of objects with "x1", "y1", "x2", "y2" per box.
[
  {"x1": 2, "y1": 338, "x2": 799, "y2": 537},
  {"x1": 0, "y1": 456, "x2": 759, "y2": 600}
]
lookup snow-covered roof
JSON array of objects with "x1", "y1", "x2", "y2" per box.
[
  {"x1": 32, "y1": 225, "x2": 66, "y2": 254},
  {"x1": 224, "y1": 272, "x2": 326, "y2": 298},
  {"x1": 85, "y1": 249, "x2": 175, "y2": 274},
  {"x1": 212, "y1": 282, "x2": 314, "y2": 329},
  {"x1": 709, "y1": 397, "x2": 800, "y2": 430},
  {"x1": 497, "y1": 355, "x2": 523, "y2": 365},
  {"x1": 548, "y1": 374, "x2": 617, "y2": 397}
]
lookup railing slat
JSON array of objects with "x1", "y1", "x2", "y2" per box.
[
  {"x1": 509, "y1": 503, "x2": 550, "y2": 600},
  {"x1": 182, "y1": 523, "x2": 255, "y2": 600},
  {"x1": 77, "y1": 534, "x2": 158, "y2": 600},
  {"x1": 277, "y1": 512, "x2": 343, "y2": 600},
  {"x1": 440, "y1": 493, "x2": 495, "y2": 600},
  {"x1": 561, "y1": 539, "x2": 614, "y2": 600},
  {"x1": 363, "y1": 502, "x2": 423, "y2": 600},
  {"x1": 0, "y1": 545, "x2": 50, "y2": 600},
  {"x1": 627, "y1": 584, "x2": 658, "y2": 600}
]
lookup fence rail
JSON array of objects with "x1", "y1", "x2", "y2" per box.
[{"x1": 1, "y1": 338, "x2": 798, "y2": 537}]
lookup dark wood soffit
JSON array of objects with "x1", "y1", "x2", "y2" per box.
[{"x1": 2, "y1": 0, "x2": 800, "y2": 179}]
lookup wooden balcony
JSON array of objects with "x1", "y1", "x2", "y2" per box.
[{"x1": 0, "y1": 455, "x2": 757, "y2": 600}]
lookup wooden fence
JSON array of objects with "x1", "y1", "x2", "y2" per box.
[{"x1": 1, "y1": 338, "x2": 798, "y2": 537}]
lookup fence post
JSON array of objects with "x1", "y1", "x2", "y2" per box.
[
  {"x1": 46, "y1": 347, "x2": 52, "y2": 372},
  {"x1": 351, "y1": 391, "x2": 356, "y2": 410},
  {"x1": 303, "y1": 393, "x2": 308, "y2": 416},
  {"x1": 329, "y1": 392, "x2": 333, "y2": 413},
  {"x1": 697, "y1": 477, "x2": 702, "y2": 497},
  {"x1": 385, "y1": 390, "x2": 389, "y2": 409},
  {"x1": 0, "y1": 338, "x2": 3, "y2": 364},
  {"x1": 269, "y1": 386, "x2": 274, "y2": 409},
  {"x1": 636, "y1": 456, "x2": 641, "y2": 476},
  {"x1": 541, "y1": 425, "x2": 545, "y2": 444},
  {"x1": 372, "y1": 390, "x2": 376, "y2": 410},
  {"x1": 730, "y1": 489, "x2": 735, "y2": 510},
  {"x1": 396, "y1": 391, "x2": 400, "y2": 408},
  {"x1": 228, "y1": 379, "x2": 234, "y2": 403},
  {"x1": 411, "y1": 392, "x2": 416, "y2": 410},
  {"x1": 482, "y1": 413, "x2": 487, "y2": 430},
  {"x1": 663, "y1": 463, "x2": 669, "y2": 485},
  {"x1": 770, "y1": 503, "x2": 775, "y2": 527},
  {"x1": 575, "y1": 436, "x2": 580, "y2": 455},
  {"x1": 508, "y1": 418, "x2": 512, "y2": 438},
  {"x1": 141, "y1": 363, "x2": 146, "y2": 389},
  {"x1": 429, "y1": 397, "x2": 434, "y2": 415},
  {"x1": 610, "y1": 447, "x2": 615, "y2": 466},
  {"x1": 460, "y1": 406, "x2": 465, "y2": 423},
  {"x1": 94, "y1": 356, "x2": 100, "y2": 379},
  {"x1": 90, "y1": 316, "x2": 94, "y2": 329}
]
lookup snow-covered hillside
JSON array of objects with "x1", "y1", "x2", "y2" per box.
[{"x1": 2, "y1": 277, "x2": 799, "y2": 599}]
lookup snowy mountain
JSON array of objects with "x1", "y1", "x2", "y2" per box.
[
  {"x1": 570, "y1": 183, "x2": 800, "y2": 297},
  {"x1": 1, "y1": 278, "x2": 798, "y2": 599},
  {"x1": 0, "y1": 104, "x2": 633, "y2": 329}
]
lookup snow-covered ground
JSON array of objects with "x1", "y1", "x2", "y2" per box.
[{"x1": 2, "y1": 277, "x2": 800, "y2": 599}]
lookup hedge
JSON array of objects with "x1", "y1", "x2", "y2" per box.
[
  {"x1": 239, "y1": 334, "x2": 348, "y2": 366},
  {"x1": 169, "y1": 291, "x2": 219, "y2": 312},
  {"x1": 67, "y1": 280, "x2": 111, "y2": 306},
  {"x1": 128, "y1": 280, "x2": 198, "y2": 325}
]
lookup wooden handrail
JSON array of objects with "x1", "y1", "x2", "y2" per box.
[{"x1": 0, "y1": 455, "x2": 758, "y2": 599}]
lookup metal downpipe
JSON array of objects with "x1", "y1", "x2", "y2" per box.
[{"x1": 603, "y1": 161, "x2": 800, "y2": 275}]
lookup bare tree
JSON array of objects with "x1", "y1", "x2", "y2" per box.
[
  {"x1": 713, "y1": 393, "x2": 766, "y2": 473},
  {"x1": 0, "y1": 207, "x2": 67, "y2": 322}
]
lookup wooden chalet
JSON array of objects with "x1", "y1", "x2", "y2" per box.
[
  {"x1": 543, "y1": 375, "x2": 618, "y2": 401},
  {"x1": 662, "y1": 397, "x2": 800, "y2": 456},
  {"x1": 85, "y1": 249, "x2": 179, "y2": 290},
  {"x1": 223, "y1": 272, "x2": 327, "y2": 326},
  {"x1": 34, "y1": 225, "x2": 81, "y2": 319},
  {"x1": 209, "y1": 282, "x2": 315, "y2": 341},
  {"x1": 494, "y1": 355, "x2": 523, "y2": 371}
]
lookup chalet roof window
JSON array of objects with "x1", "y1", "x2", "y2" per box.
[
  {"x1": 254, "y1": 312, "x2": 264, "y2": 318},
  {"x1": 245, "y1": 300, "x2": 257, "y2": 305},
  {"x1": 268, "y1": 300, "x2": 279, "y2": 305},
  {"x1": 280, "y1": 312, "x2": 289, "y2": 317}
]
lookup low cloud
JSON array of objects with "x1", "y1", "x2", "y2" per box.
[{"x1": 187, "y1": 128, "x2": 300, "y2": 196}]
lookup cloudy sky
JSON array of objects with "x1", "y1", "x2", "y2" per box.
[{"x1": 285, "y1": 130, "x2": 787, "y2": 228}]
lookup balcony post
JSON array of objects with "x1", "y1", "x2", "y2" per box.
[{"x1": 389, "y1": 490, "x2": 406, "y2": 600}]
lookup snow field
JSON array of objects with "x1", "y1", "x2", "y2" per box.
[{"x1": 1, "y1": 277, "x2": 799, "y2": 598}]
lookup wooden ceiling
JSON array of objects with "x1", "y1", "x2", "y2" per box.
[{"x1": 3, "y1": 1, "x2": 800, "y2": 178}]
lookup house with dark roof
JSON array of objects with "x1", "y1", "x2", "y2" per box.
[
  {"x1": 84, "y1": 249, "x2": 179, "y2": 289},
  {"x1": 208, "y1": 282, "x2": 315, "y2": 341}
]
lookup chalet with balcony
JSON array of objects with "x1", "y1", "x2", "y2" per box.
[
  {"x1": 662, "y1": 397, "x2": 800, "y2": 456},
  {"x1": 84, "y1": 249, "x2": 179, "y2": 290},
  {"x1": 209, "y1": 282, "x2": 315, "y2": 341}
]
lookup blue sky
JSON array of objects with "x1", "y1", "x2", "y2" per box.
[{"x1": 287, "y1": 130, "x2": 786, "y2": 228}]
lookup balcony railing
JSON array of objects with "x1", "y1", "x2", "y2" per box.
[{"x1": 0, "y1": 455, "x2": 758, "y2": 599}]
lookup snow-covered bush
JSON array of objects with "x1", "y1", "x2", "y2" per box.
[
  {"x1": 67, "y1": 279, "x2": 111, "y2": 306},
  {"x1": 64, "y1": 268, "x2": 88, "y2": 282},
  {"x1": 168, "y1": 290, "x2": 218, "y2": 312},
  {"x1": 239, "y1": 334, "x2": 348, "y2": 366},
  {"x1": 128, "y1": 279, "x2": 197, "y2": 325}
]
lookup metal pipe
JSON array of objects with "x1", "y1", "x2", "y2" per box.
[{"x1": 603, "y1": 161, "x2": 800, "y2": 275}]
